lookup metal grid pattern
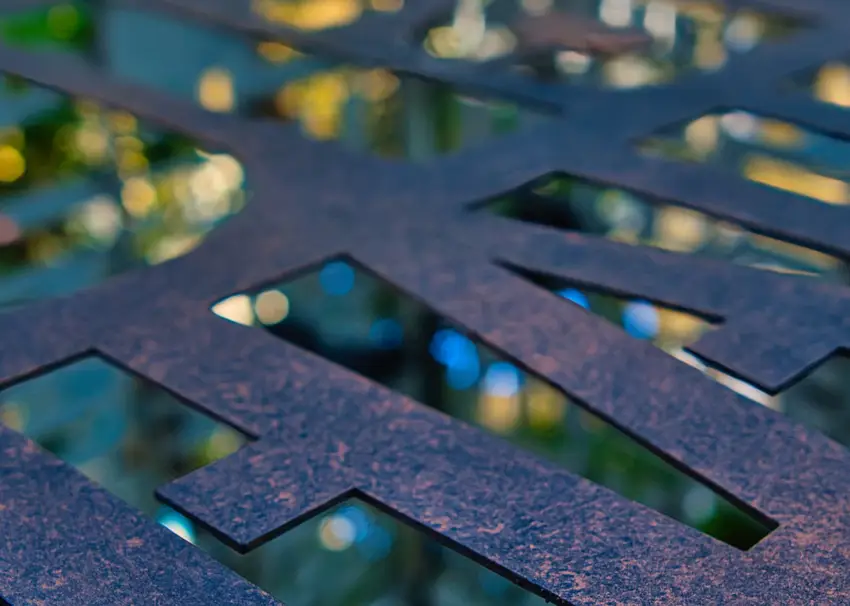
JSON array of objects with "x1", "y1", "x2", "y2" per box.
[{"x1": 1, "y1": 0, "x2": 850, "y2": 603}]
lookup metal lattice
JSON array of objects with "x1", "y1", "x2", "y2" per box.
[{"x1": 2, "y1": 0, "x2": 850, "y2": 603}]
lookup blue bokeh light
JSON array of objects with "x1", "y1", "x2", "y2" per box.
[
  {"x1": 319, "y1": 261, "x2": 355, "y2": 296},
  {"x1": 558, "y1": 288, "x2": 590, "y2": 309},
  {"x1": 336, "y1": 504, "x2": 372, "y2": 543},
  {"x1": 446, "y1": 356, "x2": 481, "y2": 390},
  {"x1": 622, "y1": 300, "x2": 660, "y2": 339},
  {"x1": 430, "y1": 329, "x2": 474, "y2": 367},
  {"x1": 483, "y1": 362, "x2": 521, "y2": 397},
  {"x1": 430, "y1": 329, "x2": 482, "y2": 389}
]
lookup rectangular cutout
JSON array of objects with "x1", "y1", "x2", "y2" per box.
[{"x1": 213, "y1": 257, "x2": 777, "y2": 549}]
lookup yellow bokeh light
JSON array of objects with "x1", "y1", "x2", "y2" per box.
[
  {"x1": 115, "y1": 135, "x2": 144, "y2": 153},
  {"x1": 371, "y1": 0, "x2": 402, "y2": 11},
  {"x1": 212, "y1": 295, "x2": 255, "y2": 326},
  {"x1": 276, "y1": 83, "x2": 304, "y2": 117},
  {"x1": 743, "y1": 155, "x2": 848, "y2": 205},
  {"x1": 657, "y1": 308, "x2": 711, "y2": 346},
  {"x1": 603, "y1": 56, "x2": 661, "y2": 89},
  {"x1": 108, "y1": 111, "x2": 138, "y2": 135},
  {"x1": 525, "y1": 382, "x2": 566, "y2": 431},
  {"x1": 254, "y1": 0, "x2": 363, "y2": 31},
  {"x1": 684, "y1": 115, "x2": 719, "y2": 156},
  {"x1": 204, "y1": 428, "x2": 244, "y2": 460},
  {"x1": 121, "y1": 176, "x2": 158, "y2": 218},
  {"x1": 146, "y1": 234, "x2": 203, "y2": 264},
  {"x1": 0, "y1": 145, "x2": 25, "y2": 182},
  {"x1": 675, "y1": 0, "x2": 724, "y2": 24},
  {"x1": 425, "y1": 27, "x2": 463, "y2": 58},
  {"x1": 255, "y1": 290, "x2": 290, "y2": 325},
  {"x1": 751, "y1": 235, "x2": 840, "y2": 271},
  {"x1": 198, "y1": 68, "x2": 235, "y2": 113},
  {"x1": 353, "y1": 69, "x2": 400, "y2": 102},
  {"x1": 477, "y1": 393, "x2": 521, "y2": 434},
  {"x1": 0, "y1": 403, "x2": 24, "y2": 431},
  {"x1": 294, "y1": 72, "x2": 350, "y2": 139},
  {"x1": 74, "y1": 126, "x2": 110, "y2": 164},
  {"x1": 759, "y1": 119, "x2": 802, "y2": 148},
  {"x1": 814, "y1": 62, "x2": 850, "y2": 108},
  {"x1": 693, "y1": 25, "x2": 727, "y2": 70},
  {"x1": 117, "y1": 149, "x2": 149, "y2": 179},
  {"x1": 654, "y1": 206, "x2": 707, "y2": 252},
  {"x1": 706, "y1": 368, "x2": 774, "y2": 407},
  {"x1": 257, "y1": 41, "x2": 300, "y2": 64}
]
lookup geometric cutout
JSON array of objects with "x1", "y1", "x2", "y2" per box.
[
  {"x1": 160, "y1": 497, "x2": 551, "y2": 604},
  {"x1": 510, "y1": 267, "x2": 717, "y2": 348},
  {"x1": 213, "y1": 257, "x2": 776, "y2": 549},
  {"x1": 506, "y1": 267, "x2": 779, "y2": 400},
  {"x1": 766, "y1": 353, "x2": 850, "y2": 448},
  {"x1": 0, "y1": 82, "x2": 247, "y2": 308},
  {"x1": 485, "y1": 173, "x2": 849, "y2": 282},
  {"x1": 515, "y1": 271, "x2": 850, "y2": 448},
  {"x1": 95, "y1": 7, "x2": 553, "y2": 160},
  {"x1": 640, "y1": 109, "x2": 850, "y2": 206},
  {"x1": 0, "y1": 356, "x2": 249, "y2": 518},
  {"x1": 0, "y1": 358, "x2": 548, "y2": 603},
  {"x1": 423, "y1": 0, "x2": 799, "y2": 89}
]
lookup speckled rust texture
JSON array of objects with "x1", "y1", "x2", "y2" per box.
[{"x1": 1, "y1": 0, "x2": 850, "y2": 604}]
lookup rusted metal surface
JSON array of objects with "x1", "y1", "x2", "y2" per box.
[{"x1": 1, "y1": 0, "x2": 850, "y2": 603}]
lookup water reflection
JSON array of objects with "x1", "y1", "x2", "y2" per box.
[
  {"x1": 486, "y1": 174, "x2": 850, "y2": 281},
  {"x1": 0, "y1": 83, "x2": 246, "y2": 307},
  {"x1": 0, "y1": 358, "x2": 547, "y2": 605},
  {"x1": 423, "y1": 0, "x2": 798, "y2": 88},
  {"x1": 214, "y1": 259, "x2": 775, "y2": 549},
  {"x1": 642, "y1": 110, "x2": 850, "y2": 205}
]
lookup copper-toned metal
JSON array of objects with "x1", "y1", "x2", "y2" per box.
[{"x1": 1, "y1": 0, "x2": 850, "y2": 604}]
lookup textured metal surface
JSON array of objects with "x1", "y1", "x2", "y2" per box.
[{"x1": 1, "y1": 0, "x2": 850, "y2": 604}]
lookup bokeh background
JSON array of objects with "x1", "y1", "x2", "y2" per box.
[{"x1": 0, "y1": 0, "x2": 849, "y2": 604}]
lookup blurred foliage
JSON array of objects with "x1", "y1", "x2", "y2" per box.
[
  {"x1": 0, "y1": 0, "x2": 849, "y2": 603},
  {"x1": 0, "y1": 1, "x2": 93, "y2": 51}
]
